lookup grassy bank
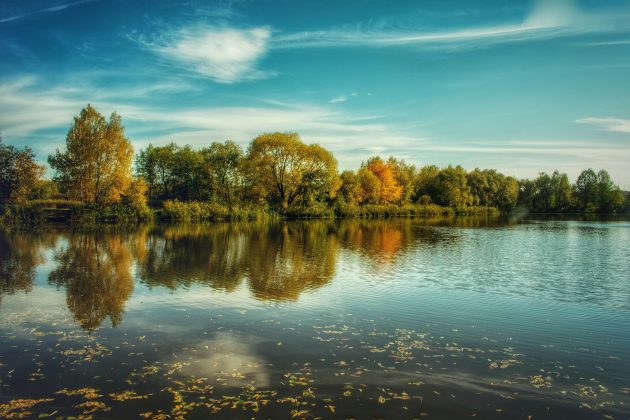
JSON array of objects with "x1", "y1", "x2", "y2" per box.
[
  {"x1": 0, "y1": 199, "x2": 502, "y2": 225},
  {"x1": 335, "y1": 203, "x2": 499, "y2": 218},
  {"x1": 158, "y1": 200, "x2": 276, "y2": 222},
  {"x1": 0, "y1": 200, "x2": 152, "y2": 225}
]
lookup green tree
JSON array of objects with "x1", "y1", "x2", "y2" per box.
[
  {"x1": 244, "y1": 132, "x2": 340, "y2": 210},
  {"x1": 136, "y1": 143, "x2": 209, "y2": 202},
  {"x1": 434, "y1": 165, "x2": 473, "y2": 209},
  {"x1": 532, "y1": 172, "x2": 553, "y2": 211},
  {"x1": 201, "y1": 141, "x2": 244, "y2": 206},
  {"x1": 135, "y1": 144, "x2": 159, "y2": 200},
  {"x1": 31, "y1": 179, "x2": 60, "y2": 200},
  {"x1": 493, "y1": 174, "x2": 519, "y2": 212},
  {"x1": 0, "y1": 137, "x2": 45, "y2": 203},
  {"x1": 596, "y1": 170, "x2": 625, "y2": 213},
  {"x1": 357, "y1": 167, "x2": 381, "y2": 204},
  {"x1": 574, "y1": 169, "x2": 598, "y2": 211},
  {"x1": 518, "y1": 178, "x2": 535, "y2": 209},
  {"x1": 412, "y1": 165, "x2": 441, "y2": 203},
  {"x1": 387, "y1": 157, "x2": 416, "y2": 204},
  {"x1": 171, "y1": 145, "x2": 207, "y2": 201},
  {"x1": 551, "y1": 171, "x2": 573, "y2": 212},
  {"x1": 338, "y1": 170, "x2": 362, "y2": 206},
  {"x1": 524, "y1": 171, "x2": 572, "y2": 212},
  {"x1": 48, "y1": 105, "x2": 134, "y2": 205}
]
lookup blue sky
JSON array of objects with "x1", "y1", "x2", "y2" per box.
[{"x1": 1, "y1": 0, "x2": 630, "y2": 186}]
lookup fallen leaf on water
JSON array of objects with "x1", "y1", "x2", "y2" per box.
[{"x1": 0, "y1": 398, "x2": 54, "y2": 419}]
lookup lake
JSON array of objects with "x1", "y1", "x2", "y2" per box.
[{"x1": 1, "y1": 217, "x2": 629, "y2": 419}]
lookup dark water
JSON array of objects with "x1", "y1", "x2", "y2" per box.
[{"x1": 1, "y1": 217, "x2": 629, "y2": 419}]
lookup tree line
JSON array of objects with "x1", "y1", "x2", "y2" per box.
[{"x1": 1, "y1": 105, "x2": 627, "y2": 218}]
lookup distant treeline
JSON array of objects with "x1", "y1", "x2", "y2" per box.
[{"x1": 0, "y1": 105, "x2": 627, "y2": 223}]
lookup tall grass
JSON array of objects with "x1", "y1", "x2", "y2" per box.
[
  {"x1": 0, "y1": 200, "x2": 152, "y2": 225},
  {"x1": 159, "y1": 200, "x2": 275, "y2": 222},
  {"x1": 1, "y1": 199, "x2": 500, "y2": 225},
  {"x1": 335, "y1": 203, "x2": 499, "y2": 218}
]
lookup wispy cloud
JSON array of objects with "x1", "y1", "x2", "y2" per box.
[
  {"x1": 273, "y1": 0, "x2": 630, "y2": 50},
  {"x1": 0, "y1": 76, "x2": 411, "y2": 163},
  {"x1": 329, "y1": 92, "x2": 359, "y2": 104},
  {"x1": 137, "y1": 26, "x2": 273, "y2": 83},
  {"x1": 576, "y1": 117, "x2": 630, "y2": 134},
  {"x1": 3, "y1": 77, "x2": 630, "y2": 187},
  {"x1": 581, "y1": 39, "x2": 630, "y2": 46},
  {"x1": 0, "y1": 0, "x2": 100, "y2": 24},
  {"x1": 329, "y1": 96, "x2": 348, "y2": 104}
]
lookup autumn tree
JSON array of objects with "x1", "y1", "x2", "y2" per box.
[
  {"x1": 0, "y1": 137, "x2": 45, "y2": 203},
  {"x1": 365, "y1": 157, "x2": 403, "y2": 204},
  {"x1": 387, "y1": 157, "x2": 416, "y2": 204},
  {"x1": 48, "y1": 105, "x2": 134, "y2": 205},
  {"x1": 244, "y1": 132, "x2": 340, "y2": 210}
]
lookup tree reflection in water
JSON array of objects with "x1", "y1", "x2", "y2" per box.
[
  {"x1": 6, "y1": 220, "x2": 454, "y2": 329},
  {"x1": 138, "y1": 222, "x2": 338, "y2": 302},
  {"x1": 48, "y1": 233, "x2": 133, "y2": 331},
  {"x1": 0, "y1": 232, "x2": 47, "y2": 307}
]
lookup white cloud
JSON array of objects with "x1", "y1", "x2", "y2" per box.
[
  {"x1": 145, "y1": 26, "x2": 272, "y2": 83},
  {"x1": 524, "y1": 0, "x2": 584, "y2": 28},
  {"x1": 0, "y1": 78, "x2": 85, "y2": 139},
  {"x1": 3, "y1": 77, "x2": 630, "y2": 187},
  {"x1": 329, "y1": 96, "x2": 348, "y2": 104},
  {"x1": 0, "y1": 76, "x2": 417, "y2": 164},
  {"x1": 582, "y1": 39, "x2": 630, "y2": 46},
  {"x1": 329, "y1": 93, "x2": 360, "y2": 104},
  {"x1": 576, "y1": 117, "x2": 630, "y2": 134},
  {"x1": 273, "y1": 0, "x2": 630, "y2": 50}
]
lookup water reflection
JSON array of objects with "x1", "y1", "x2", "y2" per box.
[
  {"x1": 0, "y1": 220, "x2": 457, "y2": 327},
  {"x1": 48, "y1": 233, "x2": 134, "y2": 330},
  {"x1": 138, "y1": 222, "x2": 338, "y2": 301},
  {"x1": 337, "y1": 220, "x2": 412, "y2": 261},
  {"x1": 1, "y1": 218, "x2": 629, "y2": 419},
  {"x1": 179, "y1": 332, "x2": 271, "y2": 387},
  {"x1": 0, "y1": 233, "x2": 49, "y2": 307},
  {"x1": 2, "y1": 216, "x2": 628, "y2": 331}
]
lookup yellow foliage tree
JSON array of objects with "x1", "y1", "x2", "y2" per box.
[
  {"x1": 366, "y1": 157, "x2": 403, "y2": 204},
  {"x1": 48, "y1": 105, "x2": 134, "y2": 205},
  {"x1": 244, "y1": 132, "x2": 340, "y2": 209}
]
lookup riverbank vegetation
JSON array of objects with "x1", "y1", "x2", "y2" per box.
[{"x1": 1, "y1": 105, "x2": 627, "y2": 224}]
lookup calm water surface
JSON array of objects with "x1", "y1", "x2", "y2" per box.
[{"x1": 1, "y1": 217, "x2": 629, "y2": 419}]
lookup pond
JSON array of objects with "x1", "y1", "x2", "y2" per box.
[{"x1": 1, "y1": 217, "x2": 629, "y2": 419}]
